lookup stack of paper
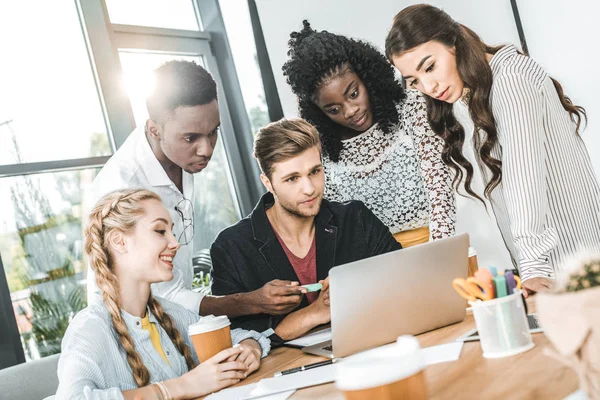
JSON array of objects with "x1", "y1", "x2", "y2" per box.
[
  {"x1": 206, "y1": 341, "x2": 464, "y2": 399},
  {"x1": 283, "y1": 328, "x2": 331, "y2": 347},
  {"x1": 206, "y1": 383, "x2": 295, "y2": 400}
]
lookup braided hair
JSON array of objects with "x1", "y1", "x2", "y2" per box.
[
  {"x1": 84, "y1": 189, "x2": 197, "y2": 387},
  {"x1": 282, "y1": 20, "x2": 405, "y2": 161}
]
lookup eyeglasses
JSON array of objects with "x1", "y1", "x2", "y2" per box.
[{"x1": 174, "y1": 197, "x2": 194, "y2": 246}]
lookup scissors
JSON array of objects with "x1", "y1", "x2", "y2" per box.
[{"x1": 452, "y1": 277, "x2": 493, "y2": 301}]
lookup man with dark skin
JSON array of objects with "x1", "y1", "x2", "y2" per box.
[{"x1": 88, "y1": 60, "x2": 306, "y2": 317}]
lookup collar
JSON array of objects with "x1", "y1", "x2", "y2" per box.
[
  {"x1": 120, "y1": 305, "x2": 160, "y2": 330},
  {"x1": 250, "y1": 192, "x2": 337, "y2": 286},
  {"x1": 134, "y1": 127, "x2": 180, "y2": 188},
  {"x1": 489, "y1": 45, "x2": 517, "y2": 75},
  {"x1": 250, "y1": 192, "x2": 334, "y2": 243}
]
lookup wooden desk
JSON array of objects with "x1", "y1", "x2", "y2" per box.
[{"x1": 204, "y1": 299, "x2": 579, "y2": 399}]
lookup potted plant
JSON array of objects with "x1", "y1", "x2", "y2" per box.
[{"x1": 536, "y1": 252, "x2": 600, "y2": 399}]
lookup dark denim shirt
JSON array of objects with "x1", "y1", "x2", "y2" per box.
[{"x1": 210, "y1": 192, "x2": 402, "y2": 346}]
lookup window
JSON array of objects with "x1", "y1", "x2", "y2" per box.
[
  {"x1": 1, "y1": 169, "x2": 99, "y2": 360},
  {"x1": 104, "y1": 0, "x2": 201, "y2": 30},
  {"x1": 0, "y1": 1, "x2": 113, "y2": 365},
  {"x1": 219, "y1": 0, "x2": 270, "y2": 133},
  {"x1": 0, "y1": 1, "x2": 111, "y2": 165},
  {"x1": 1, "y1": 0, "x2": 259, "y2": 368}
]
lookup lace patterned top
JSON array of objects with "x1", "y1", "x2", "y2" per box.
[{"x1": 322, "y1": 90, "x2": 456, "y2": 239}]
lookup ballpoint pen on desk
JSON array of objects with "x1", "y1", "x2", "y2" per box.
[{"x1": 274, "y1": 359, "x2": 338, "y2": 377}]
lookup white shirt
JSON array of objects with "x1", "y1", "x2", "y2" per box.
[
  {"x1": 453, "y1": 101, "x2": 518, "y2": 271},
  {"x1": 56, "y1": 297, "x2": 270, "y2": 400},
  {"x1": 455, "y1": 45, "x2": 600, "y2": 282},
  {"x1": 87, "y1": 127, "x2": 203, "y2": 313}
]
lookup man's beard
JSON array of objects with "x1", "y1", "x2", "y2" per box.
[{"x1": 273, "y1": 190, "x2": 322, "y2": 219}]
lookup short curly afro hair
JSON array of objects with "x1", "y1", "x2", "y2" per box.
[{"x1": 282, "y1": 20, "x2": 405, "y2": 162}]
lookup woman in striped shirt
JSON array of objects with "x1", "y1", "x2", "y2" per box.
[
  {"x1": 386, "y1": 4, "x2": 600, "y2": 295},
  {"x1": 56, "y1": 189, "x2": 270, "y2": 400}
]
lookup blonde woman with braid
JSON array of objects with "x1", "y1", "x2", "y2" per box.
[{"x1": 56, "y1": 189, "x2": 270, "y2": 399}]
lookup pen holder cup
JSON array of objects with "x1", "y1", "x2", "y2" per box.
[{"x1": 469, "y1": 290, "x2": 534, "y2": 358}]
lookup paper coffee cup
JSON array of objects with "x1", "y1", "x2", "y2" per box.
[
  {"x1": 335, "y1": 336, "x2": 428, "y2": 400},
  {"x1": 188, "y1": 315, "x2": 232, "y2": 363},
  {"x1": 468, "y1": 246, "x2": 479, "y2": 277}
]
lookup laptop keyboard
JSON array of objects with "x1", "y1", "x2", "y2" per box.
[{"x1": 323, "y1": 345, "x2": 333, "y2": 351}]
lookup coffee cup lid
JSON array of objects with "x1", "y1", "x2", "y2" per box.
[
  {"x1": 188, "y1": 315, "x2": 230, "y2": 335},
  {"x1": 335, "y1": 335, "x2": 424, "y2": 391},
  {"x1": 468, "y1": 246, "x2": 477, "y2": 258}
]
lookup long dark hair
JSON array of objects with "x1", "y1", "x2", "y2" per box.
[
  {"x1": 283, "y1": 20, "x2": 405, "y2": 161},
  {"x1": 385, "y1": 4, "x2": 586, "y2": 201}
]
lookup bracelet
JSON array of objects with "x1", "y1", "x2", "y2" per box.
[
  {"x1": 150, "y1": 383, "x2": 164, "y2": 400},
  {"x1": 156, "y1": 381, "x2": 173, "y2": 400}
]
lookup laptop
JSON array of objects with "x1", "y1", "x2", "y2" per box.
[{"x1": 303, "y1": 233, "x2": 469, "y2": 358}]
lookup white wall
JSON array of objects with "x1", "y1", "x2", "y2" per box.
[
  {"x1": 517, "y1": 0, "x2": 600, "y2": 177},
  {"x1": 255, "y1": 0, "x2": 522, "y2": 118}
]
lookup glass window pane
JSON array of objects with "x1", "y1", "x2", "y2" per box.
[
  {"x1": 105, "y1": 0, "x2": 200, "y2": 31},
  {"x1": 0, "y1": 3, "x2": 111, "y2": 165},
  {"x1": 1, "y1": 168, "x2": 100, "y2": 361},
  {"x1": 219, "y1": 0, "x2": 270, "y2": 133},
  {"x1": 118, "y1": 51, "x2": 241, "y2": 266}
]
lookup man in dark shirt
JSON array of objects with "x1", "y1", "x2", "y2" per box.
[{"x1": 210, "y1": 119, "x2": 401, "y2": 346}]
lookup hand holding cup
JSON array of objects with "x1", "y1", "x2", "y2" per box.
[{"x1": 179, "y1": 346, "x2": 248, "y2": 398}]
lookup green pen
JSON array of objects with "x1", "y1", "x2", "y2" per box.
[{"x1": 301, "y1": 283, "x2": 323, "y2": 292}]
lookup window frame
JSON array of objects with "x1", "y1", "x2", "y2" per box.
[
  {"x1": 0, "y1": 0, "x2": 263, "y2": 369},
  {"x1": 0, "y1": 254, "x2": 26, "y2": 369}
]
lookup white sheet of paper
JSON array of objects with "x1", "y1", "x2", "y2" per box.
[
  {"x1": 255, "y1": 363, "x2": 338, "y2": 394},
  {"x1": 247, "y1": 389, "x2": 296, "y2": 400},
  {"x1": 284, "y1": 328, "x2": 332, "y2": 347},
  {"x1": 206, "y1": 384, "x2": 295, "y2": 400},
  {"x1": 422, "y1": 341, "x2": 464, "y2": 365},
  {"x1": 205, "y1": 384, "x2": 258, "y2": 400},
  {"x1": 222, "y1": 341, "x2": 463, "y2": 399},
  {"x1": 564, "y1": 390, "x2": 589, "y2": 400}
]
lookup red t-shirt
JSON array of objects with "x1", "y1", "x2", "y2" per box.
[{"x1": 274, "y1": 231, "x2": 318, "y2": 304}]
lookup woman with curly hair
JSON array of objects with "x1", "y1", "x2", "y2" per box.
[
  {"x1": 386, "y1": 4, "x2": 600, "y2": 295},
  {"x1": 56, "y1": 189, "x2": 270, "y2": 399},
  {"x1": 282, "y1": 20, "x2": 456, "y2": 247}
]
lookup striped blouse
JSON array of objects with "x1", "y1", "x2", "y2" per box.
[
  {"x1": 56, "y1": 297, "x2": 271, "y2": 400},
  {"x1": 454, "y1": 45, "x2": 600, "y2": 282}
]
